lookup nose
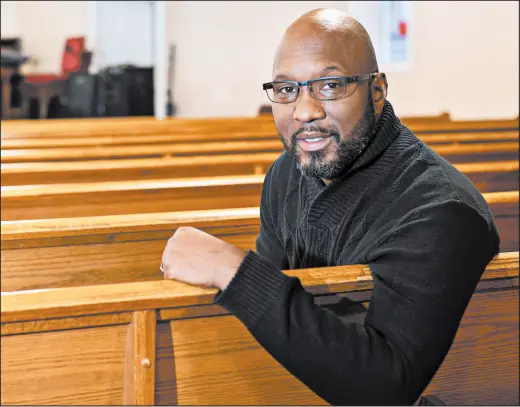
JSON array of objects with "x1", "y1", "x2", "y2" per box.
[{"x1": 292, "y1": 87, "x2": 326, "y2": 123}]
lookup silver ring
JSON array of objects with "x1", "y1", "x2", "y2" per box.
[{"x1": 160, "y1": 263, "x2": 166, "y2": 273}]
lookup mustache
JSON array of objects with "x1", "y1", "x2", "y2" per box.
[{"x1": 291, "y1": 126, "x2": 340, "y2": 144}]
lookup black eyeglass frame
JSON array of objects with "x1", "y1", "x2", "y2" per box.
[{"x1": 262, "y1": 72, "x2": 378, "y2": 103}]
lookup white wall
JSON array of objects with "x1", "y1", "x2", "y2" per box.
[
  {"x1": 4, "y1": 1, "x2": 518, "y2": 119},
  {"x1": 1, "y1": 1, "x2": 21, "y2": 38},
  {"x1": 165, "y1": 0, "x2": 519, "y2": 119},
  {"x1": 165, "y1": 1, "x2": 349, "y2": 118},
  {"x1": 93, "y1": 1, "x2": 155, "y2": 69},
  {"x1": 387, "y1": 1, "x2": 519, "y2": 120},
  {"x1": 13, "y1": 1, "x2": 88, "y2": 74},
  {"x1": 166, "y1": 1, "x2": 347, "y2": 117}
]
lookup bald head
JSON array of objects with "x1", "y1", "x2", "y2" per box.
[
  {"x1": 268, "y1": 8, "x2": 388, "y2": 182},
  {"x1": 274, "y1": 8, "x2": 378, "y2": 76}
]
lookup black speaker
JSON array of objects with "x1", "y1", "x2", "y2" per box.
[
  {"x1": 64, "y1": 73, "x2": 97, "y2": 118},
  {"x1": 96, "y1": 66, "x2": 130, "y2": 117},
  {"x1": 125, "y1": 66, "x2": 154, "y2": 116}
]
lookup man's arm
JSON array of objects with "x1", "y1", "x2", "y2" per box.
[{"x1": 214, "y1": 200, "x2": 499, "y2": 405}]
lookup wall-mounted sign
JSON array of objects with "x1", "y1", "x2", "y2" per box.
[{"x1": 379, "y1": 1, "x2": 412, "y2": 67}]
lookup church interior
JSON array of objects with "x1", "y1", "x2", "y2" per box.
[{"x1": 1, "y1": 1, "x2": 518, "y2": 405}]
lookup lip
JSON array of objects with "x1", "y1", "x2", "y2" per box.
[
  {"x1": 296, "y1": 131, "x2": 330, "y2": 141},
  {"x1": 297, "y1": 135, "x2": 333, "y2": 152}
]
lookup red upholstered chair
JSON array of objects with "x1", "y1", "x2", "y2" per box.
[{"x1": 20, "y1": 37, "x2": 88, "y2": 118}]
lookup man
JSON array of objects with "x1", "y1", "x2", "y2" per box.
[{"x1": 161, "y1": 9, "x2": 499, "y2": 405}]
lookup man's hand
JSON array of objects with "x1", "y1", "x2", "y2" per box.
[{"x1": 161, "y1": 226, "x2": 246, "y2": 290}]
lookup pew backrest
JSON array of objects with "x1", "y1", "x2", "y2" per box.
[
  {"x1": 1, "y1": 191, "x2": 517, "y2": 291},
  {"x1": 1, "y1": 140, "x2": 518, "y2": 164},
  {"x1": 1, "y1": 252, "x2": 518, "y2": 405},
  {"x1": 1, "y1": 129, "x2": 517, "y2": 150}
]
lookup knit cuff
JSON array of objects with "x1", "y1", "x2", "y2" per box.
[{"x1": 214, "y1": 250, "x2": 289, "y2": 329}]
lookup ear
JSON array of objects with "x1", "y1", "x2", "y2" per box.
[{"x1": 370, "y1": 73, "x2": 388, "y2": 116}]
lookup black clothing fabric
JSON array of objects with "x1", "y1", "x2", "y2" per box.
[{"x1": 214, "y1": 101, "x2": 500, "y2": 405}]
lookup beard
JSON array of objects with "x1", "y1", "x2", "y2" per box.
[{"x1": 279, "y1": 91, "x2": 377, "y2": 180}]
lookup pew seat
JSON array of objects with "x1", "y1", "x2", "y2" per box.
[
  {"x1": 1, "y1": 164, "x2": 518, "y2": 220},
  {"x1": 1, "y1": 129, "x2": 517, "y2": 150},
  {"x1": 1, "y1": 138, "x2": 518, "y2": 164},
  {"x1": 1, "y1": 149, "x2": 517, "y2": 186},
  {"x1": 1, "y1": 114, "x2": 517, "y2": 139},
  {"x1": 1, "y1": 252, "x2": 518, "y2": 405},
  {"x1": 1, "y1": 190, "x2": 517, "y2": 292}
]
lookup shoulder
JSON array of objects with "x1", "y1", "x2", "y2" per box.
[
  {"x1": 383, "y1": 128, "x2": 496, "y2": 223},
  {"x1": 363, "y1": 130, "x2": 500, "y2": 251}
]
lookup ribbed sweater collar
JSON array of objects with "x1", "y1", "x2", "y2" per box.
[{"x1": 303, "y1": 100, "x2": 404, "y2": 225}]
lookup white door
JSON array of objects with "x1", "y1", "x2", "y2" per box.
[{"x1": 93, "y1": 1, "x2": 155, "y2": 69}]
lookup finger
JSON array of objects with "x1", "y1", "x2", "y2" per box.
[{"x1": 163, "y1": 263, "x2": 178, "y2": 280}]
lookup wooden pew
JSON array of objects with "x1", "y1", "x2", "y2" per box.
[
  {"x1": 0, "y1": 115, "x2": 277, "y2": 139},
  {"x1": 1, "y1": 140, "x2": 518, "y2": 164},
  {"x1": 2, "y1": 191, "x2": 517, "y2": 292},
  {"x1": 0, "y1": 147, "x2": 517, "y2": 188},
  {"x1": 1, "y1": 114, "x2": 517, "y2": 139},
  {"x1": 2, "y1": 157, "x2": 518, "y2": 221},
  {"x1": 1, "y1": 129, "x2": 517, "y2": 150},
  {"x1": 1, "y1": 252, "x2": 518, "y2": 405},
  {"x1": 0, "y1": 152, "x2": 278, "y2": 186},
  {"x1": 0, "y1": 175, "x2": 265, "y2": 221},
  {"x1": 1, "y1": 142, "x2": 517, "y2": 185},
  {"x1": 0, "y1": 139, "x2": 285, "y2": 163},
  {"x1": 1, "y1": 207, "x2": 260, "y2": 292}
]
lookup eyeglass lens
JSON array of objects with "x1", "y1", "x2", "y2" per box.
[{"x1": 266, "y1": 78, "x2": 360, "y2": 103}]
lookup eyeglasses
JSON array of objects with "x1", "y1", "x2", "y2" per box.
[{"x1": 262, "y1": 73, "x2": 378, "y2": 104}]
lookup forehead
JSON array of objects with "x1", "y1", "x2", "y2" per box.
[{"x1": 273, "y1": 30, "x2": 363, "y2": 80}]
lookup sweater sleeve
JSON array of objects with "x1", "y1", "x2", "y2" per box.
[{"x1": 214, "y1": 200, "x2": 499, "y2": 405}]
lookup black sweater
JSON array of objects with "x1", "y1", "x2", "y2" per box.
[{"x1": 214, "y1": 101, "x2": 500, "y2": 405}]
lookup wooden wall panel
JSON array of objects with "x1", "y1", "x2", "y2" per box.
[
  {"x1": 168, "y1": 316, "x2": 328, "y2": 406},
  {"x1": 1, "y1": 325, "x2": 127, "y2": 405},
  {"x1": 426, "y1": 288, "x2": 519, "y2": 405}
]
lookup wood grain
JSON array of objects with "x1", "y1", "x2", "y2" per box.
[
  {"x1": 1, "y1": 114, "x2": 516, "y2": 139},
  {"x1": 1, "y1": 139, "x2": 518, "y2": 164},
  {"x1": 168, "y1": 316, "x2": 328, "y2": 405},
  {"x1": 425, "y1": 288, "x2": 519, "y2": 405},
  {"x1": 123, "y1": 310, "x2": 156, "y2": 406},
  {"x1": 0, "y1": 227, "x2": 257, "y2": 292},
  {"x1": 0, "y1": 206, "x2": 260, "y2": 243},
  {"x1": 1, "y1": 175, "x2": 265, "y2": 221},
  {"x1": 0, "y1": 139, "x2": 285, "y2": 163},
  {"x1": 0, "y1": 115, "x2": 277, "y2": 139},
  {"x1": 2, "y1": 252, "x2": 517, "y2": 325},
  {"x1": 1, "y1": 165, "x2": 517, "y2": 220},
  {"x1": 1, "y1": 192, "x2": 516, "y2": 291},
  {"x1": 1, "y1": 254, "x2": 518, "y2": 405},
  {"x1": 1, "y1": 325, "x2": 127, "y2": 405},
  {"x1": 1, "y1": 129, "x2": 517, "y2": 150},
  {"x1": 0, "y1": 130, "x2": 278, "y2": 149},
  {"x1": 483, "y1": 190, "x2": 519, "y2": 204},
  {"x1": 1, "y1": 150, "x2": 516, "y2": 187},
  {"x1": 0, "y1": 152, "x2": 280, "y2": 186}
]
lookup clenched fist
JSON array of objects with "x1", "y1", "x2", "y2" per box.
[{"x1": 161, "y1": 226, "x2": 246, "y2": 290}]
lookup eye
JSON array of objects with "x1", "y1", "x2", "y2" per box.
[
  {"x1": 320, "y1": 80, "x2": 343, "y2": 90},
  {"x1": 276, "y1": 85, "x2": 296, "y2": 95}
]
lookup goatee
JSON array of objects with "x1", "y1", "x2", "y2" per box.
[{"x1": 280, "y1": 91, "x2": 378, "y2": 180}]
